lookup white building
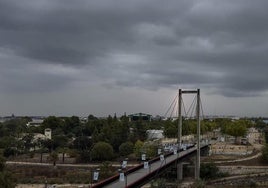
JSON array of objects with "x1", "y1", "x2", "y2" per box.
[
  {"x1": 44, "y1": 128, "x2": 52, "y2": 140},
  {"x1": 26, "y1": 119, "x2": 44, "y2": 127},
  {"x1": 147, "y1": 130, "x2": 164, "y2": 139}
]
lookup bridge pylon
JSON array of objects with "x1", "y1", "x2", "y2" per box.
[{"x1": 177, "y1": 89, "x2": 201, "y2": 180}]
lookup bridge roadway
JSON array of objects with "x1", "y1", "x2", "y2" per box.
[{"x1": 93, "y1": 143, "x2": 209, "y2": 188}]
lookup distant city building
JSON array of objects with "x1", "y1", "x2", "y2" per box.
[
  {"x1": 128, "y1": 113, "x2": 152, "y2": 122},
  {"x1": 0, "y1": 114, "x2": 16, "y2": 123},
  {"x1": 26, "y1": 119, "x2": 44, "y2": 127}
]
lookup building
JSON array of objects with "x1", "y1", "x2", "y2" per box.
[
  {"x1": 26, "y1": 118, "x2": 44, "y2": 127},
  {"x1": 146, "y1": 130, "x2": 164, "y2": 139},
  {"x1": 44, "y1": 128, "x2": 52, "y2": 139},
  {"x1": 128, "y1": 113, "x2": 152, "y2": 122}
]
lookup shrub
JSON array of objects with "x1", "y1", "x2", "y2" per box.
[
  {"x1": 90, "y1": 142, "x2": 114, "y2": 161},
  {"x1": 262, "y1": 144, "x2": 268, "y2": 162},
  {"x1": 200, "y1": 162, "x2": 224, "y2": 180},
  {"x1": 119, "y1": 142, "x2": 134, "y2": 157}
]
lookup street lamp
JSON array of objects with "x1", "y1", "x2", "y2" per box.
[
  {"x1": 91, "y1": 168, "x2": 100, "y2": 187},
  {"x1": 122, "y1": 158, "x2": 128, "y2": 187}
]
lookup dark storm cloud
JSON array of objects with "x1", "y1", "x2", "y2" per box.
[{"x1": 1, "y1": 0, "x2": 268, "y2": 97}]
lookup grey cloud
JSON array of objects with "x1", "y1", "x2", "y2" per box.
[{"x1": 1, "y1": 0, "x2": 268, "y2": 98}]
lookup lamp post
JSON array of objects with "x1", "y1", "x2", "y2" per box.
[
  {"x1": 118, "y1": 168, "x2": 125, "y2": 186},
  {"x1": 122, "y1": 158, "x2": 128, "y2": 187},
  {"x1": 91, "y1": 168, "x2": 100, "y2": 187}
]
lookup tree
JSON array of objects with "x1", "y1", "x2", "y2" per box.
[
  {"x1": 164, "y1": 120, "x2": 177, "y2": 138},
  {"x1": 99, "y1": 161, "x2": 113, "y2": 179},
  {"x1": 93, "y1": 119, "x2": 129, "y2": 152},
  {"x1": 262, "y1": 144, "x2": 268, "y2": 162},
  {"x1": 21, "y1": 133, "x2": 34, "y2": 152},
  {"x1": 78, "y1": 150, "x2": 91, "y2": 163},
  {"x1": 142, "y1": 142, "x2": 158, "y2": 159},
  {"x1": 57, "y1": 147, "x2": 69, "y2": 163},
  {"x1": 119, "y1": 142, "x2": 134, "y2": 157},
  {"x1": 90, "y1": 142, "x2": 114, "y2": 161},
  {"x1": 52, "y1": 135, "x2": 69, "y2": 149},
  {"x1": 225, "y1": 120, "x2": 247, "y2": 144},
  {"x1": 73, "y1": 136, "x2": 92, "y2": 151},
  {"x1": 42, "y1": 116, "x2": 64, "y2": 131},
  {"x1": 134, "y1": 140, "x2": 144, "y2": 158},
  {"x1": 63, "y1": 116, "x2": 81, "y2": 136},
  {"x1": 200, "y1": 162, "x2": 221, "y2": 180},
  {"x1": 48, "y1": 151, "x2": 59, "y2": 166},
  {"x1": 41, "y1": 139, "x2": 54, "y2": 152},
  {"x1": 0, "y1": 155, "x2": 16, "y2": 187},
  {"x1": 254, "y1": 118, "x2": 267, "y2": 130}
]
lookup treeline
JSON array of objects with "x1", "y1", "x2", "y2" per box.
[{"x1": 0, "y1": 115, "x2": 265, "y2": 163}]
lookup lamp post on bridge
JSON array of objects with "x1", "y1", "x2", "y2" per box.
[
  {"x1": 119, "y1": 158, "x2": 128, "y2": 188},
  {"x1": 91, "y1": 168, "x2": 100, "y2": 187}
]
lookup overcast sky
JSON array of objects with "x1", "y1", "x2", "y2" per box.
[{"x1": 1, "y1": 0, "x2": 268, "y2": 117}]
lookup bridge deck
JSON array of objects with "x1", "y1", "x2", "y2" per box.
[{"x1": 93, "y1": 143, "x2": 210, "y2": 188}]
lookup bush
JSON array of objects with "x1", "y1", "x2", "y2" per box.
[
  {"x1": 190, "y1": 180, "x2": 205, "y2": 188},
  {"x1": 150, "y1": 178, "x2": 166, "y2": 188},
  {"x1": 78, "y1": 150, "x2": 91, "y2": 163},
  {"x1": 90, "y1": 142, "x2": 114, "y2": 161},
  {"x1": 134, "y1": 140, "x2": 144, "y2": 158},
  {"x1": 3, "y1": 147, "x2": 17, "y2": 158},
  {"x1": 262, "y1": 144, "x2": 268, "y2": 162},
  {"x1": 119, "y1": 142, "x2": 134, "y2": 157},
  {"x1": 200, "y1": 162, "x2": 223, "y2": 180}
]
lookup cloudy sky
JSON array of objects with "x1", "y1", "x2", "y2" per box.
[{"x1": 1, "y1": 0, "x2": 268, "y2": 117}]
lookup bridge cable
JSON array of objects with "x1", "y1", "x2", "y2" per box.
[
  {"x1": 200, "y1": 98, "x2": 205, "y2": 120},
  {"x1": 182, "y1": 98, "x2": 187, "y2": 117},
  {"x1": 170, "y1": 98, "x2": 178, "y2": 119},
  {"x1": 185, "y1": 95, "x2": 197, "y2": 118},
  {"x1": 164, "y1": 93, "x2": 178, "y2": 118}
]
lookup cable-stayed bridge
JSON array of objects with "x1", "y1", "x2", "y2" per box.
[
  {"x1": 93, "y1": 89, "x2": 207, "y2": 188},
  {"x1": 92, "y1": 142, "x2": 211, "y2": 188}
]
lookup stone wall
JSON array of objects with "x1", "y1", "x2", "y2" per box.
[
  {"x1": 211, "y1": 143, "x2": 253, "y2": 155},
  {"x1": 218, "y1": 166, "x2": 268, "y2": 175}
]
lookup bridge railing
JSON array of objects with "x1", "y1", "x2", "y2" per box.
[
  {"x1": 92, "y1": 152, "x2": 174, "y2": 188},
  {"x1": 92, "y1": 143, "x2": 205, "y2": 188}
]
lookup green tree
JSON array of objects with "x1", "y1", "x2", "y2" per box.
[
  {"x1": 225, "y1": 120, "x2": 247, "y2": 144},
  {"x1": 78, "y1": 150, "x2": 91, "y2": 163},
  {"x1": 63, "y1": 116, "x2": 82, "y2": 136},
  {"x1": 134, "y1": 140, "x2": 144, "y2": 158},
  {"x1": 142, "y1": 142, "x2": 158, "y2": 159},
  {"x1": 164, "y1": 120, "x2": 177, "y2": 138},
  {"x1": 48, "y1": 151, "x2": 59, "y2": 166},
  {"x1": 52, "y1": 135, "x2": 69, "y2": 149},
  {"x1": 150, "y1": 178, "x2": 166, "y2": 188},
  {"x1": 200, "y1": 162, "x2": 221, "y2": 180},
  {"x1": 42, "y1": 116, "x2": 64, "y2": 131},
  {"x1": 73, "y1": 136, "x2": 92, "y2": 151},
  {"x1": 0, "y1": 155, "x2": 16, "y2": 188},
  {"x1": 57, "y1": 147, "x2": 69, "y2": 163},
  {"x1": 254, "y1": 118, "x2": 267, "y2": 130},
  {"x1": 94, "y1": 119, "x2": 129, "y2": 152},
  {"x1": 90, "y1": 142, "x2": 114, "y2": 161},
  {"x1": 3, "y1": 118, "x2": 28, "y2": 137},
  {"x1": 261, "y1": 144, "x2": 268, "y2": 162},
  {"x1": 21, "y1": 133, "x2": 34, "y2": 152},
  {"x1": 99, "y1": 161, "x2": 113, "y2": 179},
  {"x1": 119, "y1": 142, "x2": 134, "y2": 157}
]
